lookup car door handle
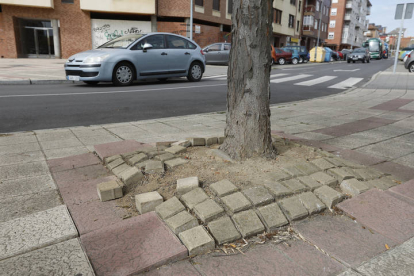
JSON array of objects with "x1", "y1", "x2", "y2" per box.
[
  {"x1": 161, "y1": 52, "x2": 168, "y2": 55},
  {"x1": 185, "y1": 52, "x2": 191, "y2": 55}
]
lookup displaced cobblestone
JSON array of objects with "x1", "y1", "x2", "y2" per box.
[
  {"x1": 340, "y1": 179, "x2": 370, "y2": 196},
  {"x1": 232, "y1": 210, "x2": 265, "y2": 238},
  {"x1": 208, "y1": 216, "x2": 241, "y2": 245},
  {"x1": 165, "y1": 211, "x2": 198, "y2": 234},
  {"x1": 181, "y1": 188, "x2": 209, "y2": 210},
  {"x1": 279, "y1": 196, "x2": 309, "y2": 221},
  {"x1": 209, "y1": 179, "x2": 238, "y2": 197},
  {"x1": 314, "y1": 186, "x2": 344, "y2": 208},
  {"x1": 135, "y1": 191, "x2": 163, "y2": 214},
  {"x1": 221, "y1": 192, "x2": 252, "y2": 215},
  {"x1": 256, "y1": 203, "x2": 288, "y2": 232},
  {"x1": 298, "y1": 192, "x2": 326, "y2": 215},
  {"x1": 97, "y1": 180, "x2": 123, "y2": 202},
  {"x1": 310, "y1": 171, "x2": 338, "y2": 187},
  {"x1": 165, "y1": 145, "x2": 187, "y2": 154},
  {"x1": 179, "y1": 226, "x2": 215, "y2": 257},
  {"x1": 176, "y1": 176, "x2": 199, "y2": 197},
  {"x1": 155, "y1": 196, "x2": 186, "y2": 220},
  {"x1": 164, "y1": 158, "x2": 189, "y2": 169},
  {"x1": 193, "y1": 199, "x2": 225, "y2": 223}
]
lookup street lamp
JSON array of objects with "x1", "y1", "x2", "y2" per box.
[
  {"x1": 190, "y1": 0, "x2": 194, "y2": 40},
  {"x1": 314, "y1": 0, "x2": 323, "y2": 61}
]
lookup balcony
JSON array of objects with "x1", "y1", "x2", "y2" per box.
[
  {"x1": 367, "y1": 7, "x2": 371, "y2": 15},
  {"x1": 0, "y1": 0, "x2": 53, "y2": 8},
  {"x1": 80, "y1": 0, "x2": 156, "y2": 15},
  {"x1": 364, "y1": 31, "x2": 372, "y2": 37},
  {"x1": 346, "y1": 1, "x2": 353, "y2": 9},
  {"x1": 344, "y1": 13, "x2": 352, "y2": 20},
  {"x1": 302, "y1": 25, "x2": 316, "y2": 36},
  {"x1": 304, "y1": 5, "x2": 316, "y2": 16}
]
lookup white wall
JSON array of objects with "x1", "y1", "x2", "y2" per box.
[
  {"x1": 0, "y1": 0, "x2": 53, "y2": 8},
  {"x1": 81, "y1": 0, "x2": 155, "y2": 15},
  {"x1": 91, "y1": 19, "x2": 152, "y2": 49}
]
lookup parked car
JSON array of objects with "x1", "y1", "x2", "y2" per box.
[
  {"x1": 341, "y1": 49, "x2": 353, "y2": 60},
  {"x1": 283, "y1": 46, "x2": 309, "y2": 63},
  {"x1": 271, "y1": 45, "x2": 292, "y2": 65},
  {"x1": 203, "y1": 43, "x2": 231, "y2": 65},
  {"x1": 399, "y1": 47, "x2": 414, "y2": 61},
  {"x1": 282, "y1": 48, "x2": 300, "y2": 64},
  {"x1": 65, "y1": 33, "x2": 206, "y2": 86},
  {"x1": 336, "y1": 51, "x2": 344, "y2": 60},
  {"x1": 347, "y1": 47, "x2": 370, "y2": 63},
  {"x1": 405, "y1": 50, "x2": 414, "y2": 73}
]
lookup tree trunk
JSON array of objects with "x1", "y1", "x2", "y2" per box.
[{"x1": 220, "y1": 0, "x2": 275, "y2": 160}]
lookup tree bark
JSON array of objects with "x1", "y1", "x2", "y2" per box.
[{"x1": 220, "y1": 0, "x2": 275, "y2": 160}]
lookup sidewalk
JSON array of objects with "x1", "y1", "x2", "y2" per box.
[{"x1": 1, "y1": 65, "x2": 414, "y2": 275}]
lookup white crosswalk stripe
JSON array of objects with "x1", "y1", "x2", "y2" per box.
[
  {"x1": 295, "y1": 76, "x2": 337, "y2": 86},
  {"x1": 270, "y1": 74, "x2": 312, "y2": 83},
  {"x1": 210, "y1": 73, "x2": 288, "y2": 81},
  {"x1": 328, "y1": 77, "x2": 364, "y2": 89}
]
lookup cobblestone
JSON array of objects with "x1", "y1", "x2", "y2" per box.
[
  {"x1": 164, "y1": 158, "x2": 189, "y2": 169},
  {"x1": 208, "y1": 216, "x2": 241, "y2": 245},
  {"x1": 279, "y1": 196, "x2": 309, "y2": 221},
  {"x1": 165, "y1": 145, "x2": 187, "y2": 154},
  {"x1": 328, "y1": 168, "x2": 355, "y2": 182},
  {"x1": 242, "y1": 186, "x2": 274, "y2": 207},
  {"x1": 232, "y1": 210, "x2": 265, "y2": 238},
  {"x1": 295, "y1": 162, "x2": 320, "y2": 175},
  {"x1": 298, "y1": 192, "x2": 326, "y2": 215},
  {"x1": 209, "y1": 179, "x2": 238, "y2": 197},
  {"x1": 281, "y1": 179, "x2": 308, "y2": 193},
  {"x1": 340, "y1": 179, "x2": 370, "y2": 196},
  {"x1": 176, "y1": 176, "x2": 199, "y2": 197},
  {"x1": 179, "y1": 226, "x2": 215, "y2": 257},
  {"x1": 205, "y1": 137, "x2": 218, "y2": 146},
  {"x1": 297, "y1": 176, "x2": 323, "y2": 191},
  {"x1": 97, "y1": 180, "x2": 123, "y2": 202},
  {"x1": 145, "y1": 160, "x2": 164, "y2": 174},
  {"x1": 135, "y1": 191, "x2": 163, "y2": 214},
  {"x1": 193, "y1": 199, "x2": 225, "y2": 223},
  {"x1": 155, "y1": 152, "x2": 176, "y2": 162},
  {"x1": 126, "y1": 153, "x2": 148, "y2": 166},
  {"x1": 264, "y1": 181, "x2": 293, "y2": 198},
  {"x1": 281, "y1": 165, "x2": 305, "y2": 177},
  {"x1": 314, "y1": 186, "x2": 344, "y2": 208},
  {"x1": 310, "y1": 171, "x2": 338, "y2": 187},
  {"x1": 155, "y1": 196, "x2": 186, "y2": 220},
  {"x1": 310, "y1": 158, "x2": 335, "y2": 171},
  {"x1": 221, "y1": 192, "x2": 252, "y2": 215},
  {"x1": 165, "y1": 211, "x2": 198, "y2": 234},
  {"x1": 181, "y1": 188, "x2": 209, "y2": 210},
  {"x1": 256, "y1": 203, "x2": 288, "y2": 232}
]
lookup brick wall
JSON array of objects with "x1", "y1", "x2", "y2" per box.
[
  {"x1": 0, "y1": 12, "x2": 6, "y2": 58},
  {"x1": 326, "y1": 0, "x2": 346, "y2": 50},
  {"x1": 1, "y1": 0, "x2": 91, "y2": 58}
]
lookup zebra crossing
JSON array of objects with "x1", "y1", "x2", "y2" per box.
[{"x1": 206, "y1": 73, "x2": 364, "y2": 90}]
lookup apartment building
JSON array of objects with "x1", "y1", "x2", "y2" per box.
[
  {"x1": 301, "y1": 0, "x2": 331, "y2": 50},
  {"x1": 0, "y1": 0, "x2": 232, "y2": 59},
  {"x1": 325, "y1": 0, "x2": 371, "y2": 50},
  {"x1": 272, "y1": 0, "x2": 304, "y2": 47}
]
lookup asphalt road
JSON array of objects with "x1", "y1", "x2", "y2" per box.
[{"x1": 0, "y1": 59, "x2": 393, "y2": 133}]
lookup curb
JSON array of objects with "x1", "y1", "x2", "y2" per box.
[{"x1": 0, "y1": 79, "x2": 74, "y2": 85}]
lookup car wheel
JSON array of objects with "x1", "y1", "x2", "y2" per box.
[
  {"x1": 299, "y1": 57, "x2": 303, "y2": 63},
  {"x1": 409, "y1": 62, "x2": 414, "y2": 73},
  {"x1": 292, "y1": 58, "x2": 298, "y2": 65},
  {"x1": 158, "y1": 78, "x2": 168, "y2": 82},
  {"x1": 83, "y1": 81, "x2": 99, "y2": 85},
  {"x1": 278, "y1": 58, "x2": 285, "y2": 65},
  {"x1": 347, "y1": 60, "x2": 350, "y2": 63},
  {"x1": 113, "y1": 62, "x2": 134, "y2": 86},
  {"x1": 303, "y1": 59, "x2": 308, "y2": 63},
  {"x1": 367, "y1": 58, "x2": 370, "y2": 63},
  {"x1": 187, "y1": 62, "x2": 203, "y2": 82},
  {"x1": 353, "y1": 61, "x2": 355, "y2": 63}
]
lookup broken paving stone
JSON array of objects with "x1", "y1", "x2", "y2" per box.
[
  {"x1": 297, "y1": 176, "x2": 323, "y2": 191},
  {"x1": 193, "y1": 199, "x2": 225, "y2": 223},
  {"x1": 97, "y1": 180, "x2": 123, "y2": 202},
  {"x1": 205, "y1": 137, "x2": 218, "y2": 146},
  {"x1": 179, "y1": 226, "x2": 215, "y2": 257},
  {"x1": 256, "y1": 203, "x2": 288, "y2": 232},
  {"x1": 106, "y1": 158, "x2": 125, "y2": 171},
  {"x1": 208, "y1": 216, "x2": 241, "y2": 245},
  {"x1": 264, "y1": 181, "x2": 293, "y2": 198},
  {"x1": 188, "y1": 137, "x2": 206, "y2": 146},
  {"x1": 164, "y1": 158, "x2": 189, "y2": 169},
  {"x1": 298, "y1": 192, "x2": 326, "y2": 215},
  {"x1": 278, "y1": 196, "x2": 309, "y2": 221},
  {"x1": 135, "y1": 160, "x2": 150, "y2": 169},
  {"x1": 242, "y1": 186, "x2": 274, "y2": 207},
  {"x1": 155, "y1": 152, "x2": 176, "y2": 162},
  {"x1": 314, "y1": 186, "x2": 344, "y2": 208},
  {"x1": 135, "y1": 191, "x2": 163, "y2": 214},
  {"x1": 327, "y1": 168, "x2": 355, "y2": 182},
  {"x1": 232, "y1": 209, "x2": 265, "y2": 238},
  {"x1": 340, "y1": 179, "x2": 370, "y2": 197},
  {"x1": 112, "y1": 163, "x2": 131, "y2": 177},
  {"x1": 281, "y1": 179, "x2": 308, "y2": 193},
  {"x1": 145, "y1": 160, "x2": 164, "y2": 174},
  {"x1": 310, "y1": 158, "x2": 335, "y2": 171},
  {"x1": 165, "y1": 145, "x2": 187, "y2": 155},
  {"x1": 171, "y1": 140, "x2": 192, "y2": 148},
  {"x1": 221, "y1": 192, "x2": 252, "y2": 215},
  {"x1": 209, "y1": 179, "x2": 238, "y2": 197},
  {"x1": 176, "y1": 176, "x2": 199, "y2": 197},
  {"x1": 353, "y1": 168, "x2": 383, "y2": 181},
  {"x1": 155, "y1": 196, "x2": 186, "y2": 220},
  {"x1": 119, "y1": 166, "x2": 143, "y2": 192},
  {"x1": 126, "y1": 153, "x2": 148, "y2": 166},
  {"x1": 104, "y1": 154, "x2": 121, "y2": 165},
  {"x1": 342, "y1": 167, "x2": 364, "y2": 181},
  {"x1": 295, "y1": 162, "x2": 320, "y2": 175},
  {"x1": 181, "y1": 188, "x2": 209, "y2": 210},
  {"x1": 165, "y1": 211, "x2": 198, "y2": 235},
  {"x1": 310, "y1": 171, "x2": 338, "y2": 187}
]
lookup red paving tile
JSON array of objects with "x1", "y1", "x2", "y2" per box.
[
  {"x1": 52, "y1": 164, "x2": 111, "y2": 189},
  {"x1": 293, "y1": 215, "x2": 396, "y2": 267},
  {"x1": 313, "y1": 117, "x2": 396, "y2": 137},
  {"x1": 47, "y1": 153, "x2": 101, "y2": 173},
  {"x1": 337, "y1": 189, "x2": 414, "y2": 244},
  {"x1": 371, "y1": 161, "x2": 414, "y2": 182},
  {"x1": 275, "y1": 240, "x2": 345, "y2": 276},
  {"x1": 192, "y1": 243, "x2": 308, "y2": 276},
  {"x1": 370, "y1": 99, "x2": 414, "y2": 111},
  {"x1": 94, "y1": 140, "x2": 151, "y2": 160},
  {"x1": 80, "y1": 212, "x2": 188, "y2": 276},
  {"x1": 144, "y1": 261, "x2": 201, "y2": 276},
  {"x1": 388, "y1": 179, "x2": 414, "y2": 204}
]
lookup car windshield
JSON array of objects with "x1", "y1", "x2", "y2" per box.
[
  {"x1": 353, "y1": 48, "x2": 365, "y2": 53},
  {"x1": 98, "y1": 34, "x2": 147, "y2": 49}
]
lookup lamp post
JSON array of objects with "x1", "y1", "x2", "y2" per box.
[
  {"x1": 190, "y1": 0, "x2": 194, "y2": 40},
  {"x1": 314, "y1": 0, "x2": 323, "y2": 61}
]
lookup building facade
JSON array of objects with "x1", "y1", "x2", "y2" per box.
[
  {"x1": 0, "y1": 0, "x2": 232, "y2": 59},
  {"x1": 272, "y1": 0, "x2": 304, "y2": 48},
  {"x1": 325, "y1": 0, "x2": 371, "y2": 50},
  {"x1": 301, "y1": 0, "x2": 331, "y2": 50}
]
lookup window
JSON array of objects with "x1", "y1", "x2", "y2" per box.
[
  {"x1": 228, "y1": 0, "x2": 233, "y2": 14},
  {"x1": 331, "y1": 8, "x2": 337, "y2": 16},
  {"x1": 207, "y1": 44, "x2": 221, "y2": 51},
  {"x1": 297, "y1": 20, "x2": 300, "y2": 31},
  {"x1": 274, "y1": 9, "x2": 282, "y2": 24},
  {"x1": 0, "y1": 5, "x2": 2, "y2": 12},
  {"x1": 329, "y1": 20, "x2": 336, "y2": 28},
  {"x1": 61, "y1": 0, "x2": 74, "y2": 3},
  {"x1": 133, "y1": 35, "x2": 164, "y2": 50},
  {"x1": 314, "y1": 19, "x2": 318, "y2": 30},
  {"x1": 288, "y1": 15, "x2": 295, "y2": 28},
  {"x1": 290, "y1": 0, "x2": 296, "y2": 6},
  {"x1": 328, "y1": 32, "x2": 334, "y2": 39},
  {"x1": 332, "y1": 0, "x2": 338, "y2": 3},
  {"x1": 299, "y1": 1, "x2": 301, "y2": 12},
  {"x1": 224, "y1": 44, "x2": 231, "y2": 50},
  {"x1": 195, "y1": 0, "x2": 203, "y2": 7},
  {"x1": 303, "y1": 15, "x2": 314, "y2": 26},
  {"x1": 316, "y1": 1, "x2": 320, "y2": 11},
  {"x1": 213, "y1": 0, "x2": 220, "y2": 11},
  {"x1": 166, "y1": 35, "x2": 194, "y2": 49}
]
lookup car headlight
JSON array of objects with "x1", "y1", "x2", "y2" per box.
[{"x1": 83, "y1": 54, "x2": 110, "y2": 64}]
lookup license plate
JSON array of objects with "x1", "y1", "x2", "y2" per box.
[
  {"x1": 353, "y1": 58, "x2": 358, "y2": 60},
  {"x1": 67, "y1": 75, "x2": 80, "y2": 81}
]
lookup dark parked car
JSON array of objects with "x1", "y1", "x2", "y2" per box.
[
  {"x1": 341, "y1": 49, "x2": 353, "y2": 60},
  {"x1": 203, "y1": 43, "x2": 231, "y2": 65},
  {"x1": 283, "y1": 45, "x2": 309, "y2": 63},
  {"x1": 347, "y1": 48, "x2": 370, "y2": 63},
  {"x1": 271, "y1": 45, "x2": 292, "y2": 65},
  {"x1": 405, "y1": 50, "x2": 414, "y2": 73}
]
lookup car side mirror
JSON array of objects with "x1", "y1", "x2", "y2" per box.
[
  {"x1": 204, "y1": 48, "x2": 209, "y2": 53},
  {"x1": 143, "y1": 43, "x2": 153, "y2": 52}
]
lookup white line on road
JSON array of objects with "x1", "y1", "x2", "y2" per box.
[
  {"x1": 333, "y1": 69, "x2": 361, "y2": 72},
  {"x1": 270, "y1": 73, "x2": 289, "y2": 79},
  {"x1": 270, "y1": 74, "x2": 312, "y2": 83},
  {"x1": 0, "y1": 83, "x2": 227, "y2": 98},
  {"x1": 328, "y1": 77, "x2": 364, "y2": 89},
  {"x1": 295, "y1": 76, "x2": 338, "y2": 86},
  {"x1": 203, "y1": 75, "x2": 228, "y2": 79}
]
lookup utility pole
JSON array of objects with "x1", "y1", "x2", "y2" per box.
[
  {"x1": 190, "y1": 0, "x2": 194, "y2": 40},
  {"x1": 314, "y1": 0, "x2": 322, "y2": 60},
  {"x1": 393, "y1": 4, "x2": 407, "y2": 74}
]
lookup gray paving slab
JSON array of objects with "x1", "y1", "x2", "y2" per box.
[
  {"x1": 0, "y1": 190, "x2": 63, "y2": 223},
  {"x1": 221, "y1": 192, "x2": 252, "y2": 214},
  {"x1": 39, "y1": 138, "x2": 84, "y2": 150},
  {"x1": 264, "y1": 181, "x2": 293, "y2": 198},
  {"x1": 181, "y1": 188, "x2": 209, "y2": 210},
  {"x1": 281, "y1": 179, "x2": 308, "y2": 193},
  {"x1": 193, "y1": 199, "x2": 225, "y2": 223},
  {"x1": 43, "y1": 146, "x2": 90, "y2": 160},
  {"x1": 0, "y1": 238, "x2": 95, "y2": 276},
  {"x1": 232, "y1": 209, "x2": 265, "y2": 238},
  {"x1": 0, "y1": 133, "x2": 37, "y2": 146},
  {"x1": 256, "y1": 203, "x2": 288, "y2": 232},
  {"x1": 209, "y1": 179, "x2": 238, "y2": 197},
  {"x1": 155, "y1": 196, "x2": 186, "y2": 220},
  {"x1": 208, "y1": 216, "x2": 241, "y2": 245},
  {"x1": 0, "y1": 205, "x2": 78, "y2": 261},
  {"x1": 0, "y1": 151, "x2": 45, "y2": 166},
  {"x1": 179, "y1": 226, "x2": 215, "y2": 257},
  {"x1": 0, "y1": 161, "x2": 50, "y2": 181},
  {"x1": 242, "y1": 186, "x2": 274, "y2": 207},
  {"x1": 278, "y1": 196, "x2": 309, "y2": 221},
  {"x1": 0, "y1": 174, "x2": 56, "y2": 199},
  {"x1": 165, "y1": 211, "x2": 199, "y2": 235},
  {"x1": 0, "y1": 142, "x2": 41, "y2": 156}
]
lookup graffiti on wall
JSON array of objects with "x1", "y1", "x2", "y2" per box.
[{"x1": 91, "y1": 19, "x2": 152, "y2": 48}]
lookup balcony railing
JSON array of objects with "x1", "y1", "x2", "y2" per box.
[
  {"x1": 344, "y1": 14, "x2": 352, "y2": 20},
  {"x1": 346, "y1": 1, "x2": 353, "y2": 9},
  {"x1": 0, "y1": 0, "x2": 53, "y2": 8}
]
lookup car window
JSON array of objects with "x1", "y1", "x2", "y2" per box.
[
  {"x1": 133, "y1": 35, "x2": 165, "y2": 50},
  {"x1": 208, "y1": 44, "x2": 221, "y2": 51},
  {"x1": 166, "y1": 35, "x2": 190, "y2": 49},
  {"x1": 224, "y1": 44, "x2": 231, "y2": 51},
  {"x1": 275, "y1": 49, "x2": 282, "y2": 54},
  {"x1": 187, "y1": 41, "x2": 197, "y2": 49}
]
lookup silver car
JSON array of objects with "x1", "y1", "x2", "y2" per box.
[
  {"x1": 203, "y1": 43, "x2": 231, "y2": 65},
  {"x1": 404, "y1": 50, "x2": 414, "y2": 73},
  {"x1": 65, "y1": 33, "x2": 206, "y2": 86},
  {"x1": 347, "y1": 48, "x2": 370, "y2": 63}
]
